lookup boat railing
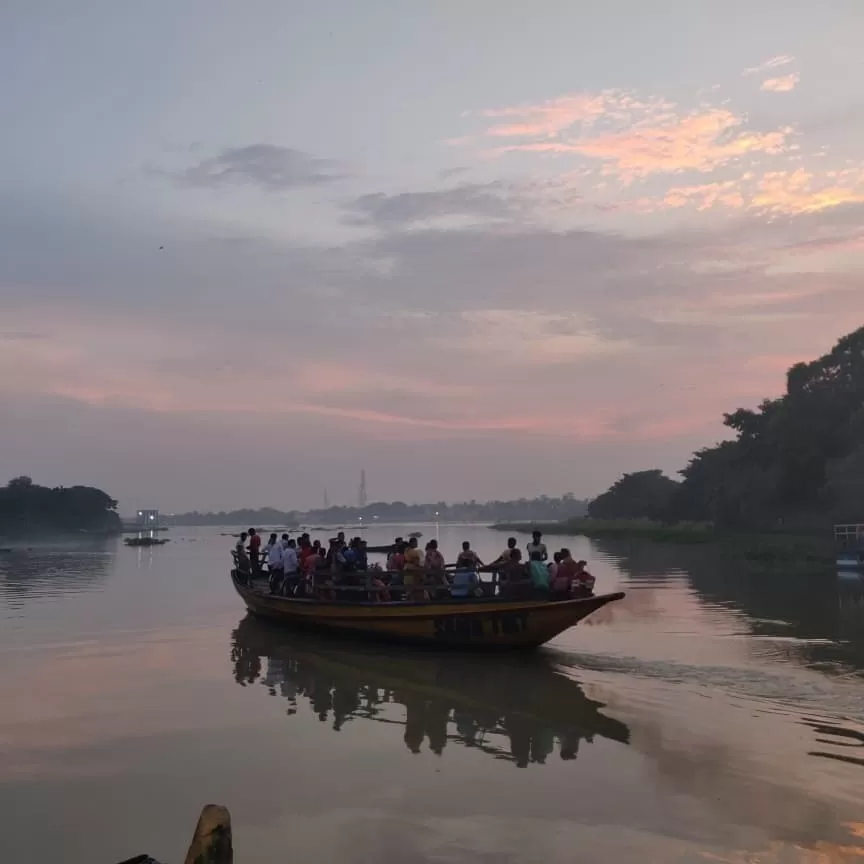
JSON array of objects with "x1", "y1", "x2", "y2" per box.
[{"x1": 834, "y1": 524, "x2": 864, "y2": 549}]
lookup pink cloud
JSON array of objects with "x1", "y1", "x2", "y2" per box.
[
  {"x1": 743, "y1": 55, "x2": 795, "y2": 76},
  {"x1": 752, "y1": 169, "x2": 864, "y2": 215},
  {"x1": 761, "y1": 73, "x2": 800, "y2": 93},
  {"x1": 571, "y1": 109, "x2": 789, "y2": 182},
  {"x1": 482, "y1": 93, "x2": 615, "y2": 139}
]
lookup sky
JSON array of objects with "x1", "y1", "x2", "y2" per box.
[{"x1": 1, "y1": 1, "x2": 863, "y2": 513}]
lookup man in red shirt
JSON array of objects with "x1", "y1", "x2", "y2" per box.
[{"x1": 248, "y1": 528, "x2": 262, "y2": 572}]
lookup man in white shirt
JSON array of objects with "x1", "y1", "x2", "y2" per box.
[
  {"x1": 281, "y1": 536, "x2": 300, "y2": 595},
  {"x1": 526, "y1": 530, "x2": 548, "y2": 562},
  {"x1": 267, "y1": 536, "x2": 284, "y2": 593}
]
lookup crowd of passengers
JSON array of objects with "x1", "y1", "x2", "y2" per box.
[{"x1": 233, "y1": 528, "x2": 595, "y2": 603}]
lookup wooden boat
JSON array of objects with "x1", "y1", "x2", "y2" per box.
[{"x1": 230, "y1": 571, "x2": 625, "y2": 649}]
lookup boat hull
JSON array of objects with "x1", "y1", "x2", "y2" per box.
[{"x1": 231, "y1": 573, "x2": 624, "y2": 649}]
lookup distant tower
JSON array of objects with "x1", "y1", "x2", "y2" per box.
[{"x1": 358, "y1": 469, "x2": 367, "y2": 508}]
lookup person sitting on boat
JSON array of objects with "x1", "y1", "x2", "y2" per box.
[
  {"x1": 450, "y1": 566, "x2": 482, "y2": 599},
  {"x1": 456, "y1": 541, "x2": 484, "y2": 570},
  {"x1": 528, "y1": 550, "x2": 551, "y2": 599},
  {"x1": 547, "y1": 551, "x2": 562, "y2": 583},
  {"x1": 572, "y1": 560, "x2": 595, "y2": 597},
  {"x1": 366, "y1": 565, "x2": 391, "y2": 602},
  {"x1": 526, "y1": 530, "x2": 548, "y2": 562},
  {"x1": 552, "y1": 549, "x2": 579, "y2": 599},
  {"x1": 403, "y1": 537, "x2": 427, "y2": 601}
]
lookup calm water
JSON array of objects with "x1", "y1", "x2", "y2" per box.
[{"x1": 2, "y1": 525, "x2": 864, "y2": 864}]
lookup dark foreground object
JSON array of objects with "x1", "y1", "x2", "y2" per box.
[{"x1": 116, "y1": 804, "x2": 232, "y2": 864}]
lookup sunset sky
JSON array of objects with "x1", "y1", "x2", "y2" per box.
[{"x1": 2, "y1": 2, "x2": 863, "y2": 512}]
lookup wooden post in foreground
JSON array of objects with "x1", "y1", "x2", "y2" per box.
[{"x1": 183, "y1": 805, "x2": 233, "y2": 864}]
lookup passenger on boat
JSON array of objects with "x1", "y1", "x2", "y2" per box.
[
  {"x1": 572, "y1": 560, "x2": 595, "y2": 597},
  {"x1": 456, "y1": 541, "x2": 484, "y2": 570},
  {"x1": 386, "y1": 539, "x2": 404, "y2": 570},
  {"x1": 267, "y1": 534, "x2": 284, "y2": 593},
  {"x1": 403, "y1": 537, "x2": 427, "y2": 601},
  {"x1": 498, "y1": 548, "x2": 525, "y2": 598},
  {"x1": 528, "y1": 550, "x2": 551, "y2": 599},
  {"x1": 327, "y1": 538, "x2": 347, "y2": 573},
  {"x1": 551, "y1": 549, "x2": 578, "y2": 599},
  {"x1": 263, "y1": 532, "x2": 279, "y2": 561},
  {"x1": 450, "y1": 567, "x2": 482, "y2": 599},
  {"x1": 424, "y1": 539, "x2": 449, "y2": 597},
  {"x1": 234, "y1": 532, "x2": 251, "y2": 578},
  {"x1": 366, "y1": 567, "x2": 391, "y2": 602},
  {"x1": 282, "y1": 537, "x2": 300, "y2": 595},
  {"x1": 389, "y1": 542, "x2": 406, "y2": 571},
  {"x1": 354, "y1": 539, "x2": 368, "y2": 571},
  {"x1": 526, "y1": 530, "x2": 548, "y2": 562},
  {"x1": 547, "y1": 551, "x2": 562, "y2": 582},
  {"x1": 248, "y1": 528, "x2": 262, "y2": 570},
  {"x1": 491, "y1": 536, "x2": 518, "y2": 568}
]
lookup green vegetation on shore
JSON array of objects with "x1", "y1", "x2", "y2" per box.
[
  {"x1": 0, "y1": 475, "x2": 121, "y2": 536},
  {"x1": 587, "y1": 327, "x2": 864, "y2": 533}
]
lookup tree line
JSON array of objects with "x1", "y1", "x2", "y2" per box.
[
  {"x1": 0, "y1": 476, "x2": 121, "y2": 536},
  {"x1": 168, "y1": 495, "x2": 589, "y2": 527},
  {"x1": 588, "y1": 326, "x2": 864, "y2": 530}
]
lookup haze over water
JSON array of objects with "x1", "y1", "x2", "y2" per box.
[{"x1": 2, "y1": 524, "x2": 863, "y2": 864}]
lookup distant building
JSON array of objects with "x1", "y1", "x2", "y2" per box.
[{"x1": 136, "y1": 509, "x2": 160, "y2": 527}]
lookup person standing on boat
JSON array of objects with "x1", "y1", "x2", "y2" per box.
[
  {"x1": 263, "y1": 532, "x2": 278, "y2": 562},
  {"x1": 528, "y1": 550, "x2": 551, "y2": 599},
  {"x1": 403, "y1": 536, "x2": 426, "y2": 601},
  {"x1": 267, "y1": 534, "x2": 284, "y2": 592},
  {"x1": 234, "y1": 532, "x2": 251, "y2": 580},
  {"x1": 424, "y1": 539, "x2": 448, "y2": 597},
  {"x1": 248, "y1": 528, "x2": 262, "y2": 571},
  {"x1": 282, "y1": 536, "x2": 300, "y2": 595},
  {"x1": 526, "y1": 530, "x2": 548, "y2": 562},
  {"x1": 491, "y1": 537, "x2": 517, "y2": 568},
  {"x1": 456, "y1": 541, "x2": 483, "y2": 570}
]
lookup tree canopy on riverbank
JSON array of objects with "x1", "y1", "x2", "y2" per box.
[
  {"x1": 0, "y1": 476, "x2": 122, "y2": 535},
  {"x1": 589, "y1": 326, "x2": 864, "y2": 530}
]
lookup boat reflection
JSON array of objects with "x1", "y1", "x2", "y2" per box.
[{"x1": 230, "y1": 615, "x2": 630, "y2": 767}]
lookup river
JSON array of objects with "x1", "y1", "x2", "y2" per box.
[{"x1": 1, "y1": 524, "x2": 863, "y2": 863}]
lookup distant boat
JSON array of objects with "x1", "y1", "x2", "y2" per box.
[
  {"x1": 124, "y1": 537, "x2": 170, "y2": 547},
  {"x1": 834, "y1": 524, "x2": 864, "y2": 571},
  {"x1": 407, "y1": 531, "x2": 423, "y2": 539}
]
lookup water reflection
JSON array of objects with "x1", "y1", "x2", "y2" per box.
[
  {"x1": 596, "y1": 538, "x2": 864, "y2": 676},
  {"x1": 230, "y1": 615, "x2": 630, "y2": 767},
  {"x1": 0, "y1": 538, "x2": 115, "y2": 604}
]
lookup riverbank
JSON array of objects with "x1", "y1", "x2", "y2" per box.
[{"x1": 491, "y1": 519, "x2": 835, "y2": 571}]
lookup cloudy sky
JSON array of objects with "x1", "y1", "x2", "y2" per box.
[{"x1": 2, "y1": 2, "x2": 863, "y2": 512}]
